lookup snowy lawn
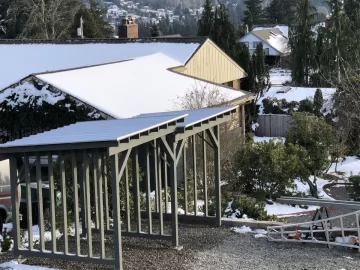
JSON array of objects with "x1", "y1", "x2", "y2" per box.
[{"x1": 327, "y1": 156, "x2": 360, "y2": 177}]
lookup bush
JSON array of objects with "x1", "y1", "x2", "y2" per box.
[
  {"x1": 224, "y1": 195, "x2": 278, "y2": 221},
  {"x1": 232, "y1": 140, "x2": 309, "y2": 200},
  {"x1": 298, "y1": 98, "x2": 314, "y2": 113},
  {"x1": 349, "y1": 175, "x2": 360, "y2": 200}
]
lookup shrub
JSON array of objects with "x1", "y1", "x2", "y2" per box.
[
  {"x1": 232, "y1": 139, "x2": 309, "y2": 200},
  {"x1": 224, "y1": 195, "x2": 278, "y2": 221},
  {"x1": 298, "y1": 98, "x2": 314, "y2": 113},
  {"x1": 349, "y1": 175, "x2": 360, "y2": 200}
]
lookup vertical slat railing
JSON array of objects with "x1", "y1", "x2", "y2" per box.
[
  {"x1": 48, "y1": 154, "x2": 57, "y2": 252},
  {"x1": 59, "y1": 153, "x2": 68, "y2": 254},
  {"x1": 146, "y1": 144, "x2": 153, "y2": 234},
  {"x1": 111, "y1": 153, "x2": 122, "y2": 270},
  {"x1": 125, "y1": 165, "x2": 131, "y2": 232},
  {"x1": 214, "y1": 126, "x2": 221, "y2": 226},
  {"x1": 164, "y1": 153, "x2": 168, "y2": 214},
  {"x1": 102, "y1": 153, "x2": 110, "y2": 231},
  {"x1": 72, "y1": 152, "x2": 80, "y2": 256},
  {"x1": 202, "y1": 131, "x2": 208, "y2": 217},
  {"x1": 83, "y1": 150, "x2": 93, "y2": 258},
  {"x1": 153, "y1": 140, "x2": 159, "y2": 213},
  {"x1": 96, "y1": 151, "x2": 105, "y2": 258},
  {"x1": 157, "y1": 140, "x2": 164, "y2": 235},
  {"x1": 183, "y1": 143, "x2": 188, "y2": 215},
  {"x1": 192, "y1": 135, "x2": 197, "y2": 216},
  {"x1": 36, "y1": 154, "x2": 45, "y2": 252},
  {"x1": 10, "y1": 156, "x2": 20, "y2": 253},
  {"x1": 132, "y1": 148, "x2": 141, "y2": 233},
  {"x1": 93, "y1": 153, "x2": 99, "y2": 230},
  {"x1": 24, "y1": 153, "x2": 33, "y2": 250}
]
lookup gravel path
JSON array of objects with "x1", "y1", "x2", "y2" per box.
[{"x1": 186, "y1": 231, "x2": 360, "y2": 270}]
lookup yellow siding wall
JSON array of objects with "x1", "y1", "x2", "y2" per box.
[{"x1": 175, "y1": 40, "x2": 246, "y2": 84}]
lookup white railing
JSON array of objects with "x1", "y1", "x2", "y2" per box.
[{"x1": 268, "y1": 210, "x2": 360, "y2": 251}]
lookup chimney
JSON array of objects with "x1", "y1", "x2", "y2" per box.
[
  {"x1": 118, "y1": 16, "x2": 138, "y2": 39},
  {"x1": 244, "y1": 24, "x2": 249, "y2": 34}
]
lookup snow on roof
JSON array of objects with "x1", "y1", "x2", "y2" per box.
[
  {"x1": 0, "y1": 41, "x2": 202, "y2": 90},
  {"x1": 0, "y1": 114, "x2": 186, "y2": 148},
  {"x1": 252, "y1": 25, "x2": 289, "y2": 38},
  {"x1": 252, "y1": 29, "x2": 289, "y2": 54},
  {"x1": 35, "y1": 53, "x2": 246, "y2": 118},
  {"x1": 134, "y1": 106, "x2": 237, "y2": 128},
  {"x1": 257, "y1": 86, "x2": 336, "y2": 105}
]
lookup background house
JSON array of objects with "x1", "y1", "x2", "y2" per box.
[{"x1": 239, "y1": 27, "x2": 289, "y2": 65}]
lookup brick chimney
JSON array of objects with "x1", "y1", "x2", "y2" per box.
[{"x1": 118, "y1": 16, "x2": 138, "y2": 39}]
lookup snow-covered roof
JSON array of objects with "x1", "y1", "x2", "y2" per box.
[
  {"x1": 252, "y1": 28, "x2": 289, "y2": 54},
  {"x1": 0, "y1": 114, "x2": 186, "y2": 148},
  {"x1": 257, "y1": 86, "x2": 336, "y2": 105},
  {"x1": 0, "y1": 38, "x2": 205, "y2": 90},
  {"x1": 252, "y1": 25, "x2": 289, "y2": 38},
  {"x1": 34, "y1": 53, "x2": 246, "y2": 118}
]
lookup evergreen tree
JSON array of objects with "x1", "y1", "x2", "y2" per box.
[
  {"x1": 344, "y1": 0, "x2": 360, "y2": 24},
  {"x1": 265, "y1": 0, "x2": 296, "y2": 25},
  {"x1": 313, "y1": 88, "x2": 323, "y2": 116},
  {"x1": 149, "y1": 23, "x2": 160, "y2": 37},
  {"x1": 197, "y1": 0, "x2": 213, "y2": 36},
  {"x1": 73, "y1": 0, "x2": 114, "y2": 38},
  {"x1": 211, "y1": 4, "x2": 237, "y2": 57},
  {"x1": 243, "y1": 0, "x2": 264, "y2": 30},
  {"x1": 289, "y1": 0, "x2": 316, "y2": 86}
]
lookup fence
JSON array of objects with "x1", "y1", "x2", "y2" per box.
[{"x1": 255, "y1": 114, "x2": 291, "y2": 137}]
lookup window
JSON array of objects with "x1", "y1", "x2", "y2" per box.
[
  {"x1": 253, "y1": 41, "x2": 262, "y2": 48},
  {"x1": 243, "y1": 42, "x2": 249, "y2": 48}
]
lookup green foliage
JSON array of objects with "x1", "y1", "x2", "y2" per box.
[
  {"x1": 348, "y1": 175, "x2": 360, "y2": 201},
  {"x1": 313, "y1": 89, "x2": 324, "y2": 116},
  {"x1": 285, "y1": 113, "x2": 334, "y2": 196},
  {"x1": 289, "y1": 0, "x2": 316, "y2": 86},
  {"x1": 72, "y1": 0, "x2": 114, "y2": 38},
  {"x1": 262, "y1": 98, "x2": 300, "y2": 114},
  {"x1": 233, "y1": 139, "x2": 309, "y2": 200},
  {"x1": 225, "y1": 195, "x2": 278, "y2": 221},
  {"x1": 197, "y1": 0, "x2": 213, "y2": 36},
  {"x1": 243, "y1": 0, "x2": 264, "y2": 30},
  {"x1": 298, "y1": 98, "x2": 314, "y2": 113},
  {"x1": 149, "y1": 23, "x2": 160, "y2": 37},
  {"x1": 0, "y1": 228, "x2": 12, "y2": 252},
  {"x1": 265, "y1": 0, "x2": 297, "y2": 25}
]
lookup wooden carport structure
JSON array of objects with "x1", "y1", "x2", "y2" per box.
[{"x1": 0, "y1": 106, "x2": 237, "y2": 269}]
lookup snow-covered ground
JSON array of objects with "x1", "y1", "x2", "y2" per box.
[
  {"x1": 0, "y1": 261, "x2": 55, "y2": 269},
  {"x1": 232, "y1": 226, "x2": 267, "y2": 238},
  {"x1": 269, "y1": 68, "x2": 291, "y2": 86},
  {"x1": 253, "y1": 136, "x2": 285, "y2": 143},
  {"x1": 327, "y1": 156, "x2": 360, "y2": 177}
]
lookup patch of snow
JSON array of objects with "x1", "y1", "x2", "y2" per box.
[
  {"x1": 0, "y1": 261, "x2": 56, "y2": 270},
  {"x1": 328, "y1": 156, "x2": 360, "y2": 177},
  {"x1": 0, "y1": 81, "x2": 65, "y2": 107},
  {"x1": 335, "y1": 236, "x2": 358, "y2": 244},
  {"x1": 267, "y1": 32, "x2": 289, "y2": 54},
  {"x1": 251, "y1": 122, "x2": 259, "y2": 132},
  {"x1": 232, "y1": 225, "x2": 252, "y2": 234},
  {"x1": 253, "y1": 136, "x2": 285, "y2": 143}
]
